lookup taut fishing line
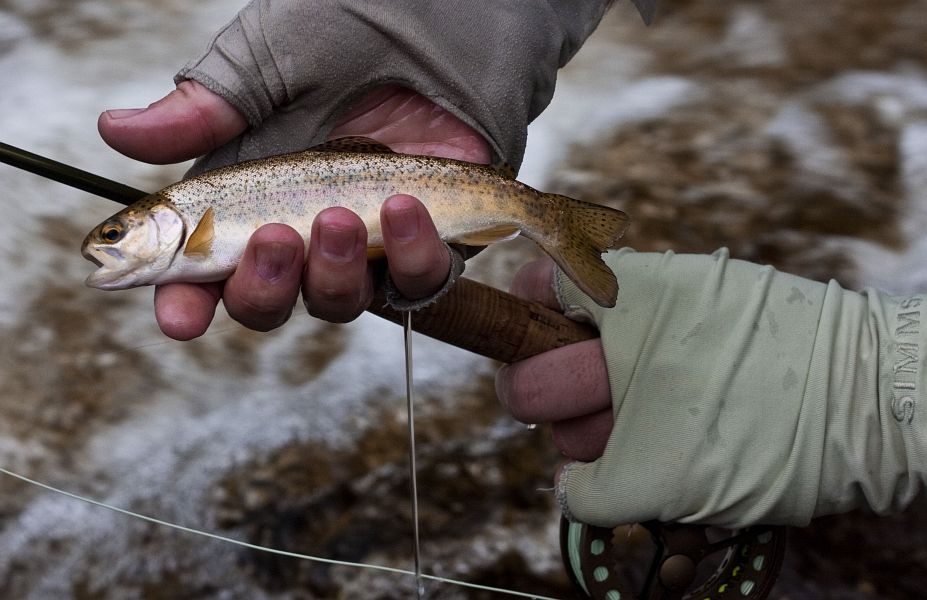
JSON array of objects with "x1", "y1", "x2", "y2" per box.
[
  {"x1": 0, "y1": 466, "x2": 559, "y2": 600},
  {"x1": 403, "y1": 311, "x2": 425, "y2": 599},
  {"x1": 0, "y1": 298, "x2": 559, "y2": 597}
]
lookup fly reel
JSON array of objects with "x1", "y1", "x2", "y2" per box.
[{"x1": 560, "y1": 517, "x2": 786, "y2": 599}]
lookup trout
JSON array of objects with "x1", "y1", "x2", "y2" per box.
[{"x1": 81, "y1": 137, "x2": 629, "y2": 307}]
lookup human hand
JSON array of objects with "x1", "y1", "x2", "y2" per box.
[
  {"x1": 99, "y1": 82, "x2": 490, "y2": 339},
  {"x1": 508, "y1": 248, "x2": 927, "y2": 530},
  {"x1": 96, "y1": 0, "x2": 629, "y2": 339},
  {"x1": 495, "y1": 257, "x2": 614, "y2": 463}
]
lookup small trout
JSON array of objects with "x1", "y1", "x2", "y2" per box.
[{"x1": 81, "y1": 137, "x2": 629, "y2": 307}]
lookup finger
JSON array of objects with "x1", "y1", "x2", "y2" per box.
[
  {"x1": 303, "y1": 207, "x2": 372, "y2": 322},
  {"x1": 509, "y1": 256, "x2": 561, "y2": 310},
  {"x1": 154, "y1": 282, "x2": 223, "y2": 341},
  {"x1": 98, "y1": 80, "x2": 247, "y2": 164},
  {"x1": 496, "y1": 339, "x2": 611, "y2": 424},
  {"x1": 330, "y1": 85, "x2": 492, "y2": 164},
  {"x1": 381, "y1": 194, "x2": 451, "y2": 300},
  {"x1": 223, "y1": 224, "x2": 305, "y2": 331},
  {"x1": 551, "y1": 409, "x2": 614, "y2": 462}
]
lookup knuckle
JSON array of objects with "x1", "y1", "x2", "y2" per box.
[
  {"x1": 389, "y1": 244, "x2": 450, "y2": 297},
  {"x1": 302, "y1": 269, "x2": 372, "y2": 323},
  {"x1": 304, "y1": 287, "x2": 368, "y2": 323},
  {"x1": 397, "y1": 263, "x2": 441, "y2": 284},
  {"x1": 391, "y1": 263, "x2": 449, "y2": 300},
  {"x1": 394, "y1": 266, "x2": 447, "y2": 294},
  {"x1": 226, "y1": 284, "x2": 299, "y2": 331},
  {"x1": 229, "y1": 297, "x2": 292, "y2": 331}
]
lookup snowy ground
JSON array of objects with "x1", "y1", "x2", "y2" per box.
[
  {"x1": 0, "y1": 1, "x2": 574, "y2": 598},
  {"x1": 2, "y1": 1, "x2": 927, "y2": 599}
]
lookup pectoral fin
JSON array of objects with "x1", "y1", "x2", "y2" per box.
[{"x1": 184, "y1": 207, "x2": 215, "y2": 258}]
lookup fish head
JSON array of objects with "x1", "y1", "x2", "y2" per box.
[{"x1": 81, "y1": 197, "x2": 185, "y2": 289}]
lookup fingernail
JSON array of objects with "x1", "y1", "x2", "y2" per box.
[
  {"x1": 319, "y1": 225, "x2": 359, "y2": 261},
  {"x1": 255, "y1": 242, "x2": 297, "y2": 282},
  {"x1": 384, "y1": 196, "x2": 420, "y2": 241},
  {"x1": 104, "y1": 108, "x2": 147, "y2": 120}
]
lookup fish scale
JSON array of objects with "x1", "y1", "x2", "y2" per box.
[{"x1": 163, "y1": 155, "x2": 504, "y2": 243}]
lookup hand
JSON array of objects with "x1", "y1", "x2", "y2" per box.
[
  {"x1": 515, "y1": 248, "x2": 903, "y2": 528},
  {"x1": 495, "y1": 257, "x2": 614, "y2": 463},
  {"x1": 98, "y1": 82, "x2": 491, "y2": 339}
]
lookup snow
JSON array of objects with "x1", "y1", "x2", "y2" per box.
[{"x1": 3, "y1": 1, "x2": 927, "y2": 598}]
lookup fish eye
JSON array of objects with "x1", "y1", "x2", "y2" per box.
[{"x1": 101, "y1": 223, "x2": 124, "y2": 243}]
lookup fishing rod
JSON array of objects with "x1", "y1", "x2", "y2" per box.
[{"x1": 0, "y1": 141, "x2": 786, "y2": 599}]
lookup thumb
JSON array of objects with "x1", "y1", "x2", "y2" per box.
[
  {"x1": 556, "y1": 459, "x2": 660, "y2": 528},
  {"x1": 98, "y1": 80, "x2": 247, "y2": 164}
]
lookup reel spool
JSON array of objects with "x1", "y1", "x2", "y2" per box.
[{"x1": 560, "y1": 517, "x2": 786, "y2": 599}]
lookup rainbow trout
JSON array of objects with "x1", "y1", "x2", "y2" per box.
[{"x1": 81, "y1": 137, "x2": 629, "y2": 307}]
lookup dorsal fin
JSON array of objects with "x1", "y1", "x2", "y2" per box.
[
  {"x1": 491, "y1": 162, "x2": 518, "y2": 180},
  {"x1": 183, "y1": 206, "x2": 215, "y2": 258},
  {"x1": 310, "y1": 136, "x2": 396, "y2": 154}
]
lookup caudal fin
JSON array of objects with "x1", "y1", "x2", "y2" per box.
[{"x1": 532, "y1": 194, "x2": 630, "y2": 308}]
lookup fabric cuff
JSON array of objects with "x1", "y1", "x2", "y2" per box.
[
  {"x1": 175, "y1": 0, "x2": 615, "y2": 171},
  {"x1": 382, "y1": 243, "x2": 466, "y2": 312}
]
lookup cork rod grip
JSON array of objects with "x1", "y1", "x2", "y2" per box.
[{"x1": 368, "y1": 276, "x2": 599, "y2": 363}]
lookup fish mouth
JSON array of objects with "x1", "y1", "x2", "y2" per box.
[
  {"x1": 84, "y1": 265, "x2": 133, "y2": 289},
  {"x1": 85, "y1": 268, "x2": 129, "y2": 289},
  {"x1": 81, "y1": 245, "x2": 133, "y2": 289},
  {"x1": 82, "y1": 247, "x2": 104, "y2": 268}
]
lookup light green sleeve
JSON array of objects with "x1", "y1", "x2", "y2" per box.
[{"x1": 556, "y1": 248, "x2": 927, "y2": 528}]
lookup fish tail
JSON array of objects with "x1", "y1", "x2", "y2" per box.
[{"x1": 530, "y1": 194, "x2": 630, "y2": 308}]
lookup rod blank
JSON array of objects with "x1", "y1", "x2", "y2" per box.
[{"x1": 0, "y1": 142, "x2": 147, "y2": 206}]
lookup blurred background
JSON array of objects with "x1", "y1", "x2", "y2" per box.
[{"x1": 1, "y1": 0, "x2": 926, "y2": 598}]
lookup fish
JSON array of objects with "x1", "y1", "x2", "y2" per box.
[{"x1": 81, "y1": 137, "x2": 629, "y2": 307}]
